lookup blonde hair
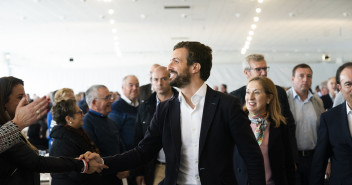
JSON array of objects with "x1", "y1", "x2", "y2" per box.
[
  {"x1": 243, "y1": 76, "x2": 286, "y2": 127},
  {"x1": 54, "y1": 88, "x2": 74, "y2": 104}
]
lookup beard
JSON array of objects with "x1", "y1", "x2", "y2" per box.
[{"x1": 169, "y1": 69, "x2": 191, "y2": 88}]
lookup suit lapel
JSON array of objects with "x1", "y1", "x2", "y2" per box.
[
  {"x1": 338, "y1": 103, "x2": 352, "y2": 143},
  {"x1": 169, "y1": 97, "x2": 182, "y2": 161},
  {"x1": 199, "y1": 87, "x2": 219, "y2": 155}
]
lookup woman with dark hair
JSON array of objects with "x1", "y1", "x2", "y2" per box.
[
  {"x1": 0, "y1": 76, "x2": 104, "y2": 185},
  {"x1": 50, "y1": 99, "x2": 101, "y2": 185},
  {"x1": 234, "y1": 76, "x2": 295, "y2": 185}
]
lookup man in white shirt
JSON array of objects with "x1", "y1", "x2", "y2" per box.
[
  {"x1": 286, "y1": 63, "x2": 325, "y2": 185},
  {"x1": 82, "y1": 41, "x2": 266, "y2": 185},
  {"x1": 310, "y1": 62, "x2": 352, "y2": 185}
]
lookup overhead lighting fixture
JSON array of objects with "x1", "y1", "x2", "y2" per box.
[
  {"x1": 109, "y1": 19, "x2": 115, "y2": 24},
  {"x1": 247, "y1": 36, "x2": 252, "y2": 41},
  {"x1": 112, "y1": 28, "x2": 117, "y2": 33},
  {"x1": 256, "y1": 8, "x2": 261, "y2": 13},
  {"x1": 258, "y1": 0, "x2": 263, "y2": 3},
  {"x1": 108, "y1": 9, "x2": 114, "y2": 15},
  {"x1": 253, "y1": 16, "x2": 259, "y2": 22},
  {"x1": 251, "y1": 24, "x2": 256, "y2": 29},
  {"x1": 249, "y1": 31, "x2": 254, "y2": 35},
  {"x1": 164, "y1": 5, "x2": 190, "y2": 9},
  {"x1": 241, "y1": 48, "x2": 247, "y2": 55}
]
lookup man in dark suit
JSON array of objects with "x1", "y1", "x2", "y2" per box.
[
  {"x1": 310, "y1": 62, "x2": 352, "y2": 185},
  {"x1": 83, "y1": 41, "x2": 266, "y2": 185},
  {"x1": 138, "y1": 64, "x2": 160, "y2": 103},
  {"x1": 230, "y1": 54, "x2": 298, "y2": 163}
]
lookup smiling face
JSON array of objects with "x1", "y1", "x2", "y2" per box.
[
  {"x1": 168, "y1": 48, "x2": 192, "y2": 88},
  {"x1": 245, "y1": 80, "x2": 271, "y2": 115},
  {"x1": 122, "y1": 76, "x2": 140, "y2": 102},
  {"x1": 338, "y1": 67, "x2": 352, "y2": 109},
  {"x1": 5, "y1": 84, "x2": 27, "y2": 119},
  {"x1": 92, "y1": 87, "x2": 113, "y2": 116}
]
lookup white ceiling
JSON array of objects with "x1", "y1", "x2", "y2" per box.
[{"x1": 0, "y1": 0, "x2": 352, "y2": 70}]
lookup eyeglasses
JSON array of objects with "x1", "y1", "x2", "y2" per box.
[
  {"x1": 75, "y1": 110, "x2": 84, "y2": 115},
  {"x1": 94, "y1": 94, "x2": 114, "y2": 101},
  {"x1": 249, "y1": 67, "x2": 270, "y2": 72}
]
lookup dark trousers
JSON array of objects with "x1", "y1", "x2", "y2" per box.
[{"x1": 296, "y1": 150, "x2": 314, "y2": 185}]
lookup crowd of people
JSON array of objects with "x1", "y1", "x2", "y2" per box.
[{"x1": 1, "y1": 41, "x2": 352, "y2": 185}]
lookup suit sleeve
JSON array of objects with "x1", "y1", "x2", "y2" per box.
[
  {"x1": 282, "y1": 124, "x2": 296, "y2": 185},
  {"x1": 310, "y1": 113, "x2": 331, "y2": 185},
  {"x1": 133, "y1": 106, "x2": 146, "y2": 177},
  {"x1": 3, "y1": 142, "x2": 83, "y2": 173},
  {"x1": 229, "y1": 98, "x2": 266, "y2": 185}
]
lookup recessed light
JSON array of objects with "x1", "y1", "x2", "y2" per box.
[
  {"x1": 249, "y1": 31, "x2": 254, "y2": 35},
  {"x1": 253, "y1": 16, "x2": 259, "y2": 22},
  {"x1": 258, "y1": 0, "x2": 263, "y2": 3},
  {"x1": 110, "y1": 19, "x2": 115, "y2": 24},
  {"x1": 108, "y1": 9, "x2": 114, "y2": 15},
  {"x1": 256, "y1": 8, "x2": 261, "y2": 13},
  {"x1": 251, "y1": 24, "x2": 256, "y2": 29},
  {"x1": 241, "y1": 48, "x2": 247, "y2": 55}
]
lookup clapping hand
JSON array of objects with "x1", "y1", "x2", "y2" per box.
[{"x1": 79, "y1": 151, "x2": 108, "y2": 174}]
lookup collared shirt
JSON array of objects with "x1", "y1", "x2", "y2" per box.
[
  {"x1": 292, "y1": 88, "x2": 318, "y2": 150},
  {"x1": 156, "y1": 93, "x2": 174, "y2": 163},
  {"x1": 121, "y1": 94, "x2": 139, "y2": 107},
  {"x1": 177, "y1": 83, "x2": 207, "y2": 185},
  {"x1": 329, "y1": 93, "x2": 335, "y2": 103},
  {"x1": 345, "y1": 102, "x2": 352, "y2": 136},
  {"x1": 89, "y1": 109, "x2": 106, "y2": 118}
]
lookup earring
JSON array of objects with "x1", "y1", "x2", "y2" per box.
[{"x1": 69, "y1": 121, "x2": 72, "y2": 124}]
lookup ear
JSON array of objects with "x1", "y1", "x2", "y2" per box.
[
  {"x1": 337, "y1": 84, "x2": 342, "y2": 91},
  {"x1": 267, "y1": 94, "x2": 273, "y2": 104},
  {"x1": 65, "y1": 115, "x2": 72, "y2": 124},
  {"x1": 191, "y1": 63, "x2": 201, "y2": 74},
  {"x1": 291, "y1": 76, "x2": 295, "y2": 83},
  {"x1": 244, "y1": 69, "x2": 250, "y2": 79}
]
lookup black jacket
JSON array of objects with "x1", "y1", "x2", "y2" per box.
[
  {"x1": 234, "y1": 120, "x2": 295, "y2": 185},
  {"x1": 133, "y1": 88, "x2": 179, "y2": 185},
  {"x1": 49, "y1": 125, "x2": 101, "y2": 185},
  {"x1": 0, "y1": 139, "x2": 83, "y2": 185}
]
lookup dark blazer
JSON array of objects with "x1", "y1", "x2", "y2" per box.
[
  {"x1": 320, "y1": 94, "x2": 333, "y2": 110},
  {"x1": 104, "y1": 86, "x2": 266, "y2": 185},
  {"x1": 138, "y1": 83, "x2": 153, "y2": 103},
  {"x1": 0, "y1": 141, "x2": 83, "y2": 185},
  {"x1": 234, "y1": 120, "x2": 295, "y2": 185},
  {"x1": 230, "y1": 85, "x2": 298, "y2": 162},
  {"x1": 133, "y1": 88, "x2": 179, "y2": 185},
  {"x1": 310, "y1": 102, "x2": 352, "y2": 185}
]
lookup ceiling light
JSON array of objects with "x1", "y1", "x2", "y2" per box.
[
  {"x1": 343, "y1": 12, "x2": 351, "y2": 17},
  {"x1": 235, "y1": 13, "x2": 241, "y2": 18},
  {"x1": 258, "y1": 0, "x2": 263, "y2": 3},
  {"x1": 181, "y1": 14, "x2": 188, "y2": 18},
  {"x1": 112, "y1": 28, "x2": 117, "y2": 33},
  {"x1": 249, "y1": 31, "x2": 254, "y2": 35},
  {"x1": 241, "y1": 48, "x2": 247, "y2": 55},
  {"x1": 113, "y1": 36, "x2": 119, "y2": 40},
  {"x1": 253, "y1": 17, "x2": 259, "y2": 22},
  {"x1": 251, "y1": 24, "x2": 256, "y2": 29},
  {"x1": 247, "y1": 36, "x2": 252, "y2": 41},
  {"x1": 244, "y1": 45, "x2": 249, "y2": 49},
  {"x1": 256, "y1": 8, "x2": 261, "y2": 13},
  {"x1": 109, "y1": 19, "x2": 115, "y2": 24},
  {"x1": 108, "y1": 9, "x2": 114, "y2": 15},
  {"x1": 245, "y1": 41, "x2": 250, "y2": 46},
  {"x1": 140, "y1": 14, "x2": 146, "y2": 19}
]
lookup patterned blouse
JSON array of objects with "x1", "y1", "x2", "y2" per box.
[{"x1": 0, "y1": 121, "x2": 23, "y2": 153}]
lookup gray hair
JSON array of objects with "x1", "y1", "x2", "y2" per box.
[
  {"x1": 319, "y1": 80, "x2": 327, "y2": 89},
  {"x1": 122, "y1": 75, "x2": 138, "y2": 87},
  {"x1": 85, "y1": 85, "x2": 107, "y2": 107},
  {"x1": 242, "y1": 54, "x2": 265, "y2": 70}
]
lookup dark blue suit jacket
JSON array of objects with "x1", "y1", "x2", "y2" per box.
[
  {"x1": 310, "y1": 102, "x2": 352, "y2": 185},
  {"x1": 104, "y1": 86, "x2": 266, "y2": 185}
]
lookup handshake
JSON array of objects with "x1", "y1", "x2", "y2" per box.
[{"x1": 79, "y1": 151, "x2": 108, "y2": 174}]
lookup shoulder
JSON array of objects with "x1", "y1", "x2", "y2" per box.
[
  {"x1": 230, "y1": 86, "x2": 246, "y2": 96},
  {"x1": 322, "y1": 103, "x2": 344, "y2": 117}
]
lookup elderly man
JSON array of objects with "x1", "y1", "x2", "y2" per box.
[
  {"x1": 83, "y1": 85, "x2": 126, "y2": 185},
  {"x1": 82, "y1": 41, "x2": 265, "y2": 185},
  {"x1": 230, "y1": 54, "x2": 298, "y2": 167},
  {"x1": 310, "y1": 62, "x2": 352, "y2": 185},
  {"x1": 134, "y1": 66, "x2": 178, "y2": 185},
  {"x1": 321, "y1": 77, "x2": 337, "y2": 110},
  {"x1": 139, "y1": 64, "x2": 160, "y2": 103},
  {"x1": 286, "y1": 64, "x2": 324, "y2": 185},
  {"x1": 109, "y1": 75, "x2": 140, "y2": 151}
]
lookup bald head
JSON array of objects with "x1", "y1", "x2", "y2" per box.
[
  {"x1": 149, "y1": 64, "x2": 161, "y2": 81},
  {"x1": 152, "y1": 66, "x2": 172, "y2": 96}
]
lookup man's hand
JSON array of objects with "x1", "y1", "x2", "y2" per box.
[
  {"x1": 325, "y1": 162, "x2": 331, "y2": 179},
  {"x1": 87, "y1": 158, "x2": 108, "y2": 174},
  {"x1": 12, "y1": 96, "x2": 50, "y2": 130},
  {"x1": 116, "y1": 170, "x2": 130, "y2": 179},
  {"x1": 136, "y1": 176, "x2": 146, "y2": 185}
]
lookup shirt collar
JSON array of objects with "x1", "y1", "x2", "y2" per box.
[
  {"x1": 89, "y1": 109, "x2": 106, "y2": 118},
  {"x1": 121, "y1": 94, "x2": 139, "y2": 107},
  {"x1": 346, "y1": 101, "x2": 352, "y2": 115},
  {"x1": 292, "y1": 88, "x2": 313, "y2": 102},
  {"x1": 156, "y1": 93, "x2": 174, "y2": 106},
  {"x1": 178, "y1": 83, "x2": 207, "y2": 106}
]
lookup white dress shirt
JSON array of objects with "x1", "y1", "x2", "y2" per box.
[
  {"x1": 121, "y1": 94, "x2": 139, "y2": 107},
  {"x1": 177, "y1": 83, "x2": 207, "y2": 185},
  {"x1": 346, "y1": 102, "x2": 352, "y2": 136},
  {"x1": 292, "y1": 88, "x2": 318, "y2": 150}
]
